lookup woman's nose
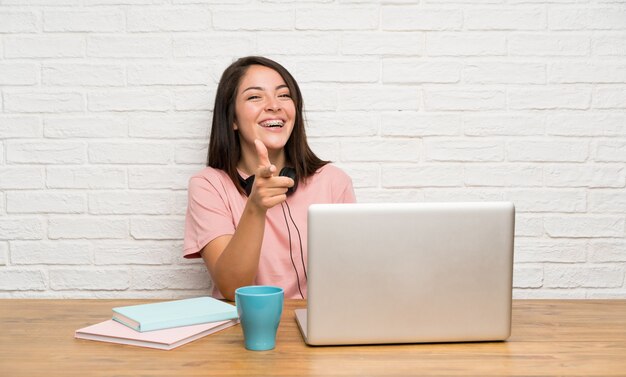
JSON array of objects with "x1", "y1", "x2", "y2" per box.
[{"x1": 266, "y1": 97, "x2": 281, "y2": 111}]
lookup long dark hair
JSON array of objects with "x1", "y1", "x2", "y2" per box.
[{"x1": 207, "y1": 56, "x2": 328, "y2": 195}]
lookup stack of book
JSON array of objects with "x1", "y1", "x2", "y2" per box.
[{"x1": 75, "y1": 297, "x2": 239, "y2": 350}]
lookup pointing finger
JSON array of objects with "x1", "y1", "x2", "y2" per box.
[{"x1": 254, "y1": 139, "x2": 272, "y2": 169}]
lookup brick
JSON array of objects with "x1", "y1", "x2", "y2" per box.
[
  {"x1": 593, "y1": 35, "x2": 626, "y2": 56},
  {"x1": 508, "y1": 139, "x2": 588, "y2": 162},
  {"x1": 173, "y1": 88, "x2": 214, "y2": 111},
  {"x1": 342, "y1": 32, "x2": 424, "y2": 55},
  {"x1": 427, "y1": 33, "x2": 506, "y2": 56},
  {"x1": 129, "y1": 114, "x2": 209, "y2": 139},
  {"x1": 422, "y1": 188, "x2": 505, "y2": 202},
  {"x1": 175, "y1": 143, "x2": 208, "y2": 164},
  {"x1": 586, "y1": 291, "x2": 626, "y2": 299},
  {"x1": 509, "y1": 33, "x2": 589, "y2": 56},
  {"x1": 297, "y1": 7, "x2": 377, "y2": 30},
  {"x1": 4, "y1": 91, "x2": 84, "y2": 113},
  {"x1": 130, "y1": 217, "x2": 185, "y2": 240},
  {"x1": 505, "y1": 189, "x2": 586, "y2": 213},
  {"x1": 424, "y1": 88, "x2": 506, "y2": 111},
  {"x1": 0, "y1": 168, "x2": 43, "y2": 190},
  {"x1": 88, "y1": 89, "x2": 171, "y2": 112},
  {"x1": 297, "y1": 60, "x2": 379, "y2": 83},
  {"x1": 544, "y1": 215, "x2": 625, "y2": 238},
  {"x1": 127, "y1": 7, "x2": 210, "y2": 31},
  {"x1": 514, "y1": 289, "x2": 584, "y2": 300},
  {"x1": 515, "y1": 215, "x2": 544, "y2": 237},
  {"x1": 381, "y1": 113, "x2": 461, "y2": 137},
  {"x1": 86, "y1": 0, "x2": 167, "y2": 4},
  {"x1": 173, "y1": 192, "x2": 188, "y2": 215},
  {"x1": 129, "y1": 167, "x2": 199, "y2": 189},
  {"x1": 464, "y1": 165, "x2": 543, "y2": 187},
  {"x1": 342, "y1": 139, "x2": 419, "y2": 162},
  {"x1": 0, "y1": 243, "x2": 6, "y2": 266},
  {"x1": 0, "y1": 218, "x2": 44, "y2": 240},
  {"x1": 3, "y1": 36, "x2": 84, "y2": 58},
  {"x1": 7, "y1": 141, "x2": 85, "y2": 164},
  {"x1": 130, "y1": 267, "x2": 210, "y2": 290},
  {"x1": 381, "y1": 7, "x2": 462, "y2": 31},
  {"x1": 308, "y1": 139, "x2": 341, "y2": 161},
  {"x1": 508, "y1": 87, "x2": 591, "y2": 110},
  {"x1": 464, "y1": 113, "x2": 545, "y2": 136},
  {"x1": 47, "y1": 167, "x2": 126, "y2": 189},
  {"x1": 544, "y1": 265, "x2": 624, "y2": 288},
  {"x1": 300, "y1": 85, "x2": 338, "y2": 111},
  {"x1": 50, "y1": 269, "x2": 130, "y2": 290},
  {"x1": 513, "y1": 266, "x2": 543, "y2": 288},
  {"x1": 0, "y1": 116, "x2": 42, "y2": 138},
  {"x1": 338, "y1": 85, "x2": 420, "y2": 110},
  {"x1": 3, "y1": 0, "x2": 80, "y2": 4},
  {"x1": 42, "y1": 63, "x2": 124, "y2": 86},
  {"x1": 0, "y1": 11, "x2": 38, "y2": 33},
  {"x1": 87, "y1": 36, "x2": 170, "y2": 58},
  {"x1": 335, "y1": 163, "x2": 379, "y2": 189},
  {"x1": 89, "y1": 191, "x2": 172, "y2": 215},
  {"x1": 94, "y1": 241, "x2": 175, "y2": 265},
  {"x1": 425, "y1": 139, "x2": 504, "y2": 162},
  {"x1": 127, "y1": 63, "x2": 215, "y2": 86},
  {"x1": 213, "y1": 9, "x2": 294, "y2": 30},
  {"x1": 48, "y1": 217, "x2": 128, "y2": 239},
  {"x1": 464, "y1": 62, "x2": 545, "y2": 84},
  {"x1": 544, "y1": 164, "x2": 625, "y2": 188},
  {"x1": 589, "y1": 240, "x2": 626, "y2": 262},
  {"x1": 0, "y1": 63, "x2": 38, "y2": 85},
  {"x1": 589, "y1": 190, "x2": 626, "y2": 213},
  {"x1": 0, "y1": 270, "x2": 46, "y2": 291},
  {"x1": 7, "y1": 191, "x2": 86, "y2": 214},
  {"x1": 10, "y1": 241, "x2": 92, "y2": 265},
  {"x1": 173, "y1": 36, "x2": 254, "y2": 57},
  {"x1": 549, "y1": 8, "x2": 626, "y2": 30},
  {"x1": 44, "y1": 9, "x2": 124, "y2": 32},
  {"x1": 595, "y1": 140, "x2": 626, "y2": 162},
  {"x1": 356, "y1": 189, "x2": 425, "y2": 203},
  {"x1": 515, "y1": 239, "x2": 586, "y2": 263},
  {"x1": 465, "y1": 8, "x2": 546, "y2": 30},
  {"x1": 89, "y1": 142, "x2": 171, "y2": 164},
  {"x1": 383, "y1": 60, "x2": 460, "y2": 83},
  {"x1": 550, "y1": 62, "x2": 626, "y2": 84},
  {"x1": 44, "y1": 116, "x2": 127, "y2": 138},
  {"x1": 547, "y1": 113, "x2": 626, "y2": 136},
  {"x1": 306, "y1": 112, "x2": 379, "y2": 137},
  {"x1": 593, "y1": 86, "x2": 626, "y2": 109},
  {"x1": 382, "y1": 164, "x2": 464, "y2": 188}
]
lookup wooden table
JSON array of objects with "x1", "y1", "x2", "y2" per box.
[{"x1": 1, "y1": 299, "x2": 625, "y2": 376}]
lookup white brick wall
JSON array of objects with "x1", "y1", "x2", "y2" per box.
[{"x1": 1, "y1": 1, "x2": 625, "y2": 299}]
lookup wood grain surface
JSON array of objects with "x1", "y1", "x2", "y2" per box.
[{"x1": 1, "y1": 299, "x2": 625, "y2": 376}]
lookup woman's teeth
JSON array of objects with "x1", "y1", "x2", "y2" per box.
[{"x1": 260, "y1": 120, "x2": 284, "y2": 128}]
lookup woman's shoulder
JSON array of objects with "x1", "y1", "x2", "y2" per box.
[
  {"x1": 315, "y1": 163, "x2": 352, "y2": 182},
  {"x1": 188, "y1": 166, "x2": 232, "y2": 190}
]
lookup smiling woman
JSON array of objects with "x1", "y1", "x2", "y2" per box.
[{"x1": 182, "y1": 56, "x2": 356, "y2": 301}]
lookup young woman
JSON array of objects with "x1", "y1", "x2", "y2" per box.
[{"x1": 183, "y1": 56, "x2": 355, "y2": 300}]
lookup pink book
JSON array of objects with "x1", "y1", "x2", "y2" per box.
[{"x1": 75, "y1": 318, "x2": 238, "y2": 350}]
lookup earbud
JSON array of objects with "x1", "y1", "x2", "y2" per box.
[{"x1": 238, "y1": 167, "x2": 297, "y2": 197}]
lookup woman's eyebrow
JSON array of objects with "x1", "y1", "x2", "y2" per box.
[{"x1": 242, "y1": 84, "x2": 289, "y2": 93}]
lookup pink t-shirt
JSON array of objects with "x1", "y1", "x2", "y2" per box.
[{"x1": 183, "y1": 164, "x2": 356, "y2": 299}]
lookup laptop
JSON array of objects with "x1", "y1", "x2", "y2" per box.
[{"x1": 295, "y1": 201, "x2": 515, "y2": 346}]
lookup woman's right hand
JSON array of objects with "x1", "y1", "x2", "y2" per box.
[{"x1": 248, "y1": 139, "x2": 294, "y2": 211}]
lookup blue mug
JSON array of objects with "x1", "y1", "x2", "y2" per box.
[{"x1": 235, "y1": 286, "x2": 284, "y2": 351}]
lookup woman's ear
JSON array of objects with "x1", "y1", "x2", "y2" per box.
[{"x1": 233, "y1": 121, "x2": 238, "y2": 131}]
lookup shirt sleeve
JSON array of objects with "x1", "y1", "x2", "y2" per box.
[{"x1": 183, "y1": 174, "x2": 236, "y2": 259}]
